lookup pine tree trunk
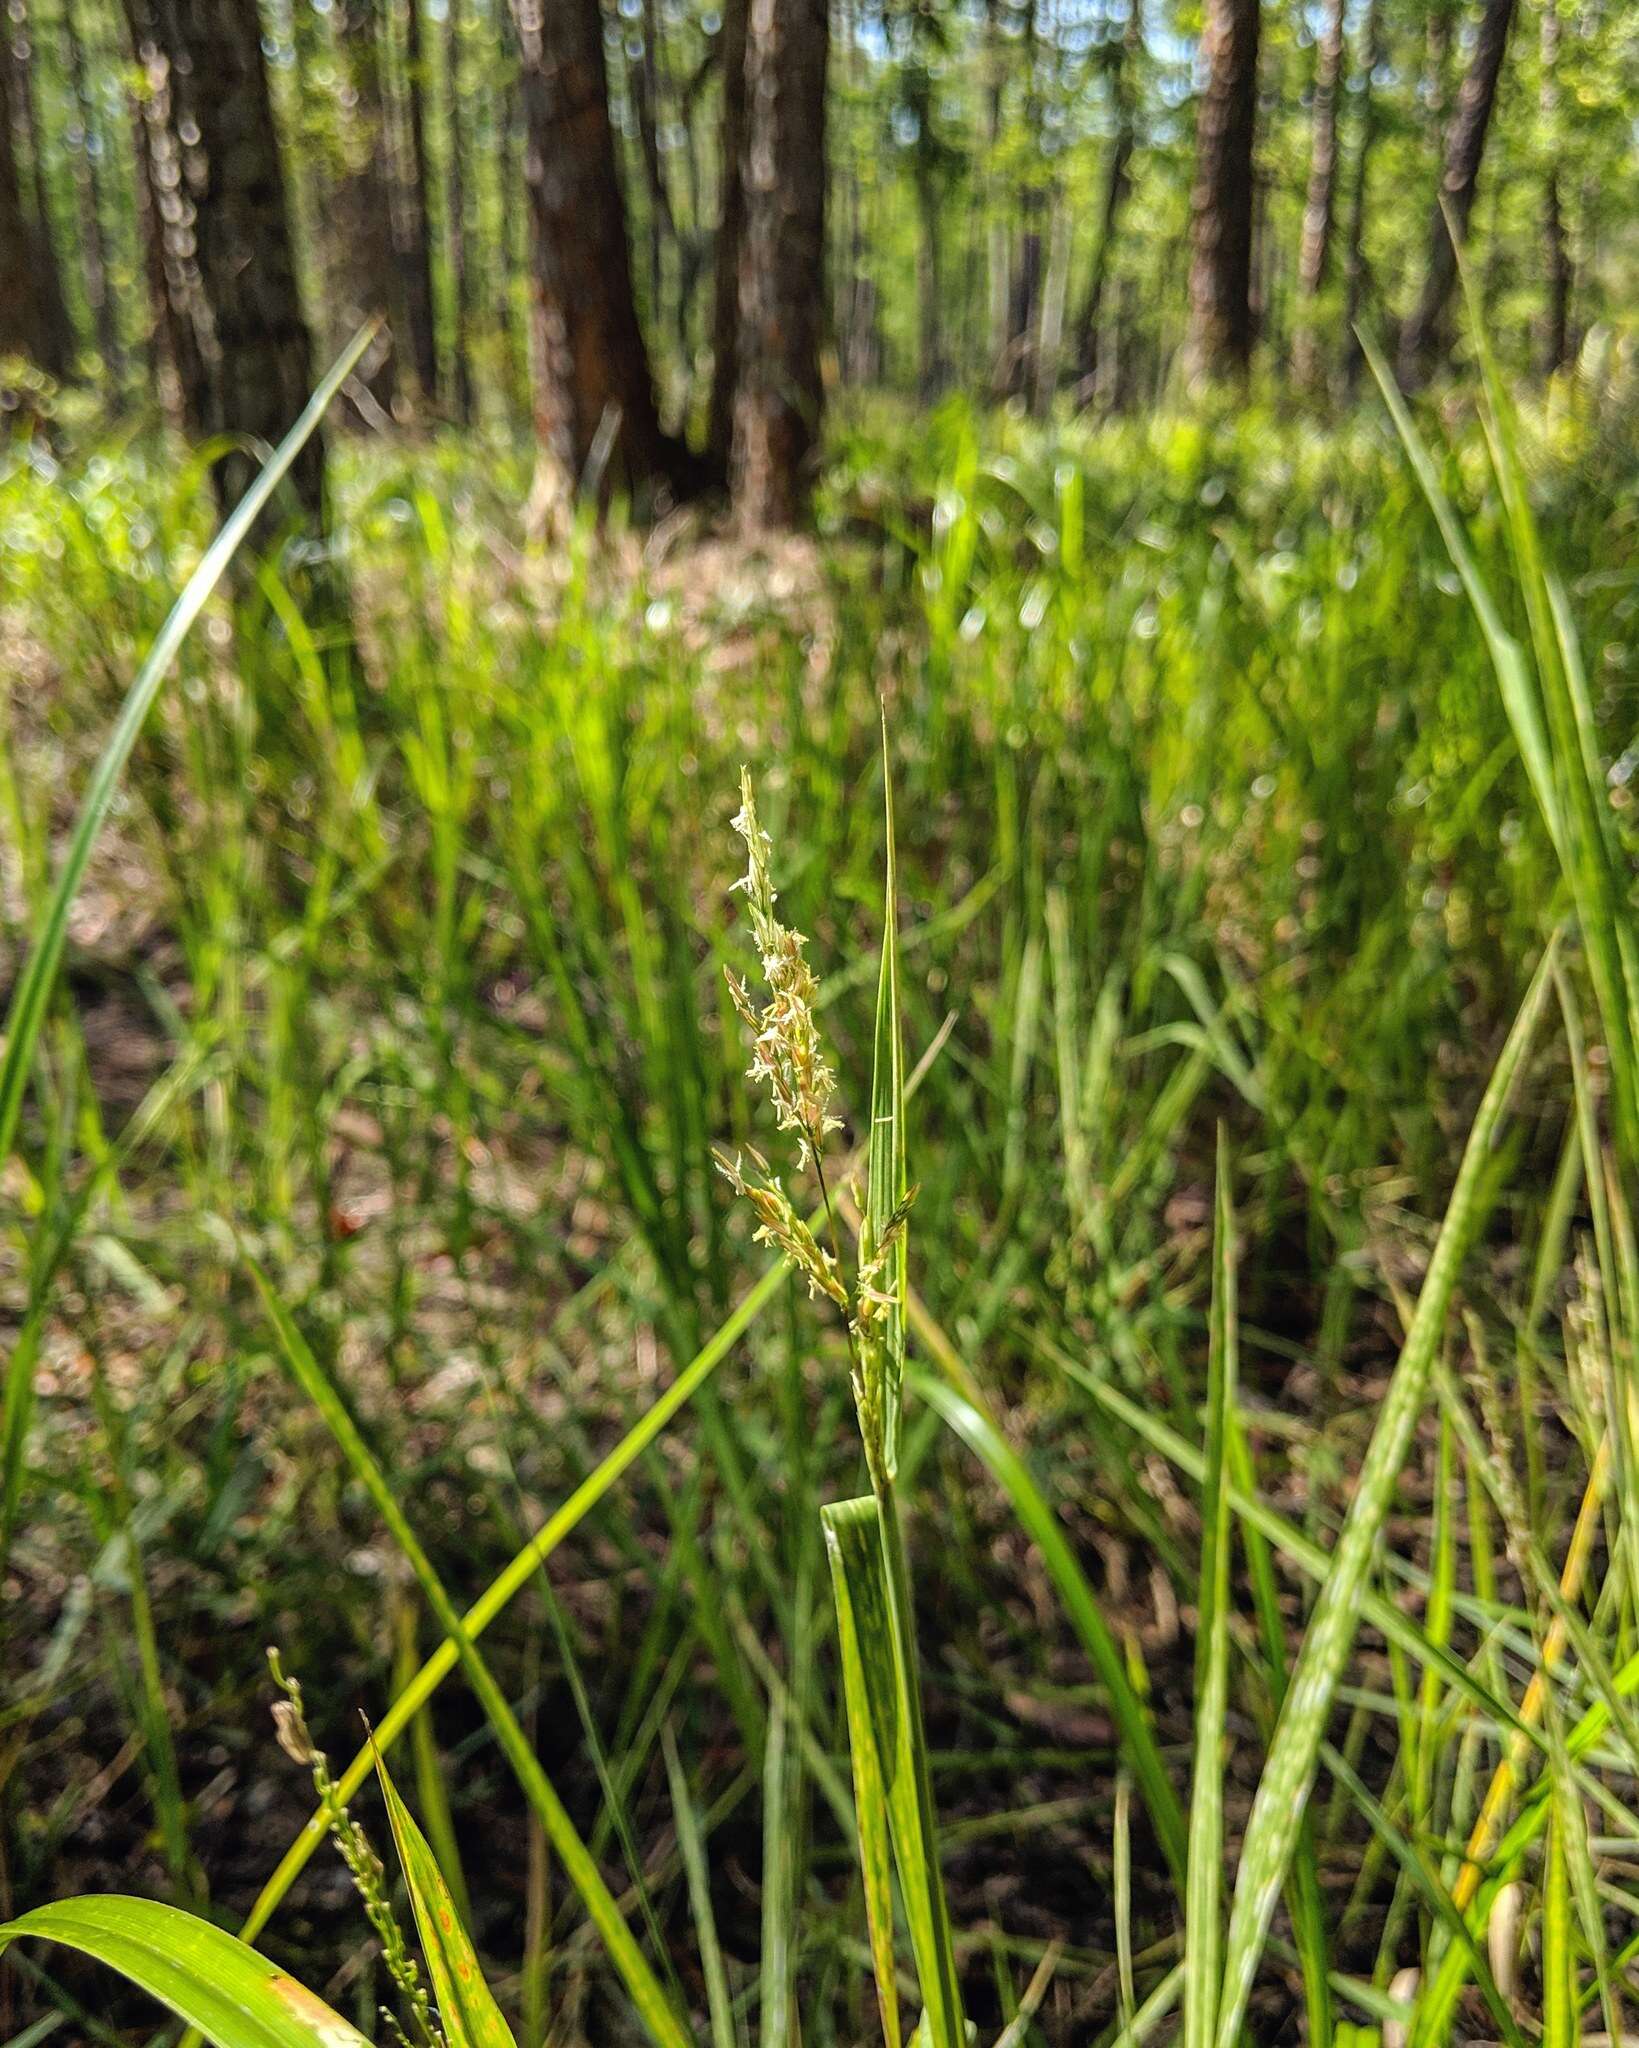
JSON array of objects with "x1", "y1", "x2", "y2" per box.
[
  {"x1": 1072, "y1": 0, "x2": 1142, "y2": 393},
  {"x1": 1185, "y1": 0, "x2": 1260, "y2": 381},
  {"x1": 1396, "y1": 0, "x2": 1517, "y2": 386},
  {"x1": 396, "y1": 0, "x2": 440, "y2": 405},
  {"x1": 334, "y1": 0, "x2": 402, "y2": 414},
  {"x1": 125, "y1": 0, "x2": 210, "y2": 432},
  {"x1": 63, "y1": 0, "x2": 121, "y2": 377},
  {"x1": 1339, "y1": 0, "x2": 1381, "y2": 389},
  {"x1": 509, "y1": 0, "x2": 693, "y2": 500},
  {"x1": 131, "y1": 0, "x2": 326, "y2": 524},
  {"x1": 0, "y1": 28, "x2": 53, "y2": 369},
  {"x1": 1539, "y1": 1, "x2": 1569, "y2": 375},
  {"x1": 4, "y1": 2, "x2": 75, "y2": 374},
  {"x1": 1291, "y1": 0, "x2": 1344, "y2": 390},
  {"x1": 707, "y1": 0, "x2": 748, "y2": 472},
  {"x1": 915, "y1": 160, "x2": 944, "y2": 400},
  {"x1": 445, "y1": 0, "x2": 473, "y2": 420},
  {"x1": 732, "y1": 0, "x2": 828, "y2": 528}
]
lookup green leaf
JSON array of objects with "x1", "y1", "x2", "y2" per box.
[
  {"x1": 0, "y1": 1896, "x2": 371, "y2": 2048},
  {"x1": 373, "y1": 1741, "x2": 519, "y2": 2048},
  {"x1": 1213, "y1": 941, "x2": 1556, "y2": 2048},
  {"x1": 822, "y1": 1495, "x2": 962, "y2": 2048},
  {"x1": 1183, "y1": 1130, "x2": 1236, "y2": 2048},
  {"x1": 909, "y1": 1371, "x2": 1186, "y2": 1897},
  {"x1": 868, "y1": 715, "x2": 908, "y2": 1478}
]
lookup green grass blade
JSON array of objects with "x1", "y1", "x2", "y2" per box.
[
  {"x1": 661, "y1": 1724, "x2": 739, "y2": 2048},
  {"x1": 868, "y1": 716, "x2": 908, "y2": 1477},
  {"x1": 911, "y1": 1371, "x2": 1186, "y2": 1895},
  {"x1": 1541, "y1": 1783, "x2": 1575, "y2": 2048},
  {"x1": 1213, "y1": 942, "x2": 1556, "y2": 2048},
  {"x1": 0, "y1": 322, "x2": 375, "y2": 1174},
  {"x1": 373, "y1": 1740, "x2": 519, "y2": 2048},
  {"x1": 247, "y1": 1257, "x2": 694, "y2": 2048},
  {"x1": 823, "y1": 1494, "x2": 961, "y2": 2048},
  {"x1": 1183, "y1": 1129, "x2": 1236, "y2": 2048},
  {"x1": 0, "y1": 1896, "x2": 371, "y2": 2048},
  {"x1": 230, "y1": 1251, "x2": 789, "y2": 1954}
]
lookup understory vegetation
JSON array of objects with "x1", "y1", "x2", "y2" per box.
[{"x1": 4, "y1": 351, "x2": 1639, "y2": 2047}]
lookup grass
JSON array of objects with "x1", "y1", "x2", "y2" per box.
[{"x1": 3, "y1": 351, "x2": 1639, "y2": 2045}]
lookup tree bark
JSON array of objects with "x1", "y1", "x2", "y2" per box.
[
  {"x1": 1539, "y1": 0, "x2": 1569, "y2": 375},
  {"x1": 1072, "y1": 0, "x2": 1143, "y2": 393},
  {"x1": 0, "y1": 23, "x2": 53, "y2": 369},
  {"x1": 1396, "y1": 0, "x2": 1518, "y2": 387},
  {"x1": 125, "y1": 0, "x2": 211, "y2": 433},
  {"x1": 706, "y1": 0, "x2": 748, "y2": 472},
  {"x1": 3, "y1": 2, "x2": 75, "y2": 374},
  {"x1": 732, "y1": 0, "x2": 828, "y2": 528},
  {"x1": 510, "y1": 0, "x2": 693, "y2": 501},
  {"x1": 334, "y1": 0, "x2": 402, "y2": 413},
  {"x1": 127, "y1": 0, "x2": 325, "y2": 524},
  {"x1": 62, "y1": 0, "x2": 121, "y2": 376},
  {"x1": 1339, "y1": 0, "x2": 1381, "y2": 389},
  {"x1": 395, "y1": 0, "x2": 440, "y2": 405},
  {"x1": 1185, "y1": 0, "x2": 1260, "y2": 381},
  {"x1": 1291, "y1": 0, "x2": 1344, "y2": 390},
  {"x1": 444, "y1": 0, "x2": 473, "y2": 420}
]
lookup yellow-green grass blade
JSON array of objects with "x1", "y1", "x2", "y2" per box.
[
  {"x1": 825, "y1": 1498, "x2": 902, "y2": 2048},
  {"x1": 1183, "y1": 1129, "x2": 1236, "y2": 2048},
  {"x1": 911, "y1": 1372, "x2": 1186, "y2": 1896},
  {"x1": 1212, "y1": 943, "x2": 1556, "y2": 2048},
  {"x1": 0, "y1": 322, "x2": 374, "y2": 1176},
  {"x1": 0, "y1": 328, "x2": 373, "y2": 1590},
  {"x1": 0, "y1": 1896, "x2": 371, "y2": 2048},
  {"x1": 868, "y1": 715, "x2": 908, "y2": 1477},
  {"x1": 247, "y1": 1258, "x2": 694, "y2": 2048},
  {"x1": 373, "y1": 1741, "x2": 519, "y2": 2048},
  {"x1": 1541, "y1": 1782, "x2": 1575, "y2": 2048},
  {"x1": 822, "y1": 1495, "x2": 962, "y2": 2048},
  {"x1": 229, "y1": 1249, "x2": 789, "y2": 1957},
  {"x1": 661, "y1": 1724, "x2": 739, "y2": 2048}
]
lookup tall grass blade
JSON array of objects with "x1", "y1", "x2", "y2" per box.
[
  {"x1": 1213, "y1": 943, "x2": 1555, "y2": 2048},
  {"x1": 1183, "y1": 1129, "x2": 1235, "y2": 2048},
  {"x1": 868, "y1": 716, "x2": 908, "y2": 1478}
]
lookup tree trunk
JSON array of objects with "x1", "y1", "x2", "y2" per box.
[
  {"x1": 915, "y1": 160, "x2": 945, "y2": 401},
  {"x1": 62, "y1": 0, "x2": 122, "y2": 377},
  {"x1": 334, "y1": 0, "x2": 402, "y2": 414},
  {"x1": 444, "y1": 0, "x2": 473, "y2": 420},
  {"x1": 1072, "y1": 0, "x2": 1142, "y2": 393},
  {"x1": 1185, "y1": 0, "x2": 1260, "y2": 381},
  {"x1": 3, "y1": 2, "x2": 75, "y2": 374},
  {"x1": 125, "y1": 0, "x2": 211, "y2": 433},
  {"x1": 1396, "y1": 0, "x2": 1517, "y2": 387},
  {"x1": 1539, "y1": 0, "x2": 1569, "y2": 375},
  {"x1": 129, "y1": 0, "x2": 325, "y2": 524},
  {"x1": 732, "y1": 0, "x2": 827, "y2": 528},
  {"x1": 1291, "y1": 0, "x2": 1344, "y2": 390},
  {"x1": 509, "y1": 0, "x2": 692, "y2": 500},
  {"x1": 0, "y1": 25, "x2": 53, "y2": 369},
  {"x1": 706, "y1": 0, "x2": 748, "y2": 472},
  {"x1": 1339, "y1": 0, "x2": 1381, "y2": 389},
  {"x1": 396, "y1": 0, "x2": 440, "y2": 405}
]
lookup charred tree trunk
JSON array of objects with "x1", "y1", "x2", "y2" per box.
[
  {"x1": 510, "y1": 0, "x2": 693, "y2": 500},
  {"x1": 1539, "y1": 1, "x2": 1569, "y2": 375},
  {"x1": 396, "y1": 0, "x2": 440, "y2": 405},
  {"x1": 1291, "y1": 0, "x2": 1344, "y2": 390},
  {"x1": 1340, "y1": 0, "x2": 1381, "y2": 389},
  {"x1": 1185, "y1": 0, "x2": 1260, "y2": 381},
  {"x1": 732, "y1": 0, "x2": 828, "y2": 528},
  {"x1": 1397, "y1": 0, "x2": 1517, "y2": 387},
  {"x1": 128, "y1": 0, "x2": 325, "y2": 524},
  {"x1": 706, "y1": 0, "x2": 748, "y2": 473},
  {"x1": 1072, "y1": 0, "x2": 1142, "y2": 393},
  {"x1": 334, "y1": 0, "x2": 402, "y2": 414}
]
